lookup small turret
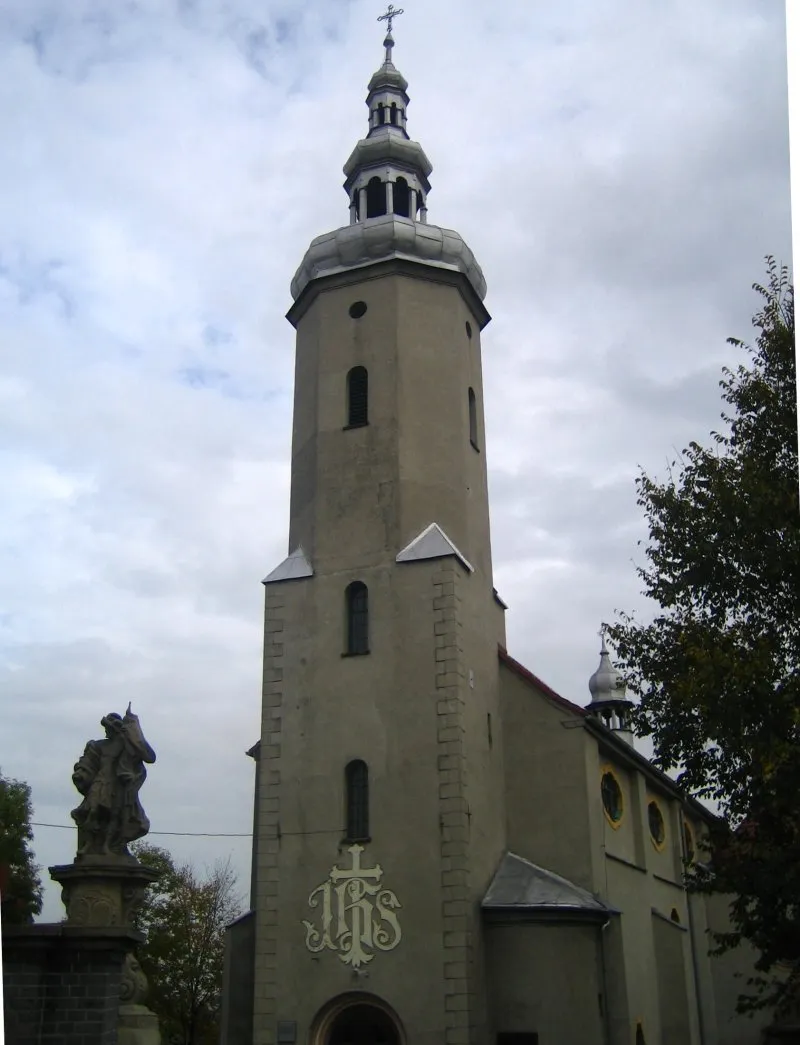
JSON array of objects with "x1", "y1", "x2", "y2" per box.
[
  {"x1": 342, "y1": 7, "x2": 432, "y2": 225},
  {"x1": 585, "y1": 627, "x2": 635, "y2": 744}
]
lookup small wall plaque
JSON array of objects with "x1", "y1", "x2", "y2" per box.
[{"x1": 277, "y1": 1021, "x2": 297, "y2": 1043}]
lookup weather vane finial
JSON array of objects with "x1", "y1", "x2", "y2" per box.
[{"x1": 378, "y1": 3, "x2": 404, "y2": 36}]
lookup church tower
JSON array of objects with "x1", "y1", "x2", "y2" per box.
[{"x1": 250, "y1": 13, "x2": 507, "y2": 1045}]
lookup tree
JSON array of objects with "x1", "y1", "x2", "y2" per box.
[
  {"x1": 131, "y1": 842, "x2": 244, "y2": 1045},
  {"x1": 0, "y1": 769, "x2": 43, "y2": 924},
  {"x1": 608, "y1": 258, "x2": 799, "y2": 1015}
]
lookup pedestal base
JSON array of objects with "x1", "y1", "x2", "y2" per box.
[
  {"x1": 50, "y1": 857, "x2": 160, "y2": 928},
  {"x1": 119, "y1": 1004, "x2": 161, "y2": 1045}
]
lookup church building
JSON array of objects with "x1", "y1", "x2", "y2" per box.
[{"x1": 221, "y1": 18, "x2": 774, "y2": 1045}]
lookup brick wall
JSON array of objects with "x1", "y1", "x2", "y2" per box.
[{"x1": 2, "y1": 924, "x2": 141, "y2": 1045}]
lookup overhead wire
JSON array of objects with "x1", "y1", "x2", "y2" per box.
[{"x1": 31, "y1": 821, "x2": 251, "y2": 838}]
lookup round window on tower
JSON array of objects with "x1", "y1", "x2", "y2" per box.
[
  {"x1": 600, "y1": 769, "x2": 624, "y2": 828},
  {"x1": 349, "y1": 301, "x2": 368, "y2": 319},
  {"x1": 648, "y1": 799, "x2": 667, "y2": 850},
  {"x1": 465, "y1": 321, "x2": 473, "y2": 339}
]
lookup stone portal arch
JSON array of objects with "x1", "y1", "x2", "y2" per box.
[{"x1": 310, "y1": 992, "x2": 405, "y2": 1045}]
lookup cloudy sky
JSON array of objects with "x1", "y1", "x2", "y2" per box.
[{"x1": 0, "y1": 0, "x2": 792, "y2": 921}]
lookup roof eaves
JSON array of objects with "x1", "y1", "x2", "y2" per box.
[{"x1": 498, "y1": 646, "x2": 587, "y2": 718}]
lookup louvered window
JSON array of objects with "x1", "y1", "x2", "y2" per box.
[
  {"x1": 346, "y1": 581, "x2": 369, "y2": 655},
  {"x1": 347, "y1": 366, "x2": 369, "y2": 427},
  {"x1": 345, "y1": 759, "x2": 369, "y2": 841}
]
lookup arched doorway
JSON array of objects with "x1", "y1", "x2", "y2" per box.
[
  {"x1": 328, "y1": 1003, "x2": 399, "y2": 1045},
  {"x1": 311, "y1": 994, "x2": 404, "y2": 1045}
]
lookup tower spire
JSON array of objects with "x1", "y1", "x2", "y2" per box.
[{"x1": 289, "y1": 13, "x2": 488, "y2": 311}]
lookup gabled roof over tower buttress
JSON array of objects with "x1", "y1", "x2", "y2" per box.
[{"x1": 288, "y1": 14, "x2": 487, "y2": 317}]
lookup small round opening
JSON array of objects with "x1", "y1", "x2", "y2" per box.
[
  {"x1": 465, "y1": 321, "x2": 473, "y2": 339},
  {"x1": 349, "y1": 301, "x2": 368, "y2": 319}
]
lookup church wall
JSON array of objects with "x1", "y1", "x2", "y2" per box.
[
  {"x1": 597, "y1": 755, "x2": 643, "y2": 870},
  {"x1": 287, "y1": 270, "x2": 494, "y2": 582},
  {"x1": 645, "y1": 788, "x2": 684, "y2": 884},
  {"x1": 395, "y1": 273, "x2": 494, "y2": 580},
  {"x1": 252, "y1": 558, "x2": 506, "y2": 1044},
  {"x1": 272, "y1": 264, "x2": 507, "y2": 1045},
  {"x1": 484, "y1": 922, "x2": 605, "y2": 1044},
  {"x1": 587, "y1": 742, "x2": 696, "y2": 1045},
  {"x1": 252, "y1": 567, "x2": 446, "y2": 1045},
  {"x1": 686, "y1": 889, "x2": 721, "y2": 1045},
  {"x1": 498, "y1": 660, "x2": 595, "y2": 891},
  {"x1": 600, "y1": 916, "x2": 632, "y2": 1045},
  {"x1": 450, "y1": 566, "x2": 508, "y2": 1043},
  {"x1": 221, "y1": 911, "x2": 255, "y2": 1045},
  {"x1": 704, "y1": 892, "x2": 775, "y2": 1045},
  {"x1": 288, "y1": 276, "x2": 401, "y2": 568},
  {"x1": 602, "y1": 854, "x2": 663, "y2": 1044},
  {"x1": 652, "y1": 911, "x2": 693, "y2": 1045}
]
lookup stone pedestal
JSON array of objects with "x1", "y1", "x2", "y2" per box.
[
  {"x1": 50, "y1": 856, "x2": 159, "y2": 928},
  {"x1": 47, "y1": 856, "x2": 163, "y2": 1045}
]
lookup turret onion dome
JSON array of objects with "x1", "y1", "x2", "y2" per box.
[
  {"x1": 368, "y1": 31, "x2": 409, "y2": 93},
  {"x1": 588, "y1": 630, "x2": 627, "y2": 704}
]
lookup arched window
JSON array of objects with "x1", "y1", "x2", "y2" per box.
[
  {"x1": 347, "y1": 366, "x2": 368, "y2": 427},
  {"x1": 390, "y1": 102, "x2": 398, "y2": 125},
  {"x1": 393, "y1": 177, "x2": 410, "y2": 217},
  {"x1": 366, "y1": 176, "x2": 387, "y2": 218},
  {"x1": 345, "y1": 759, "x2": 369, "y2": 841},
  {"x1": 377, "y1": 103, "x2": 385, "y2": 125},
  {"x1": 468, "y1": 387, "x2": 479, "y2": 450},
  {"x1": 345, "y1": 581, "x2": 369, "y2": 655}
]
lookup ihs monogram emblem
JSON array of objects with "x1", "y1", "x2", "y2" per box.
[{"x1": 302, "y1": 845, "x2": 402, "y2": 967}]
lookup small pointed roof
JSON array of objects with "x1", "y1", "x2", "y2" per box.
[
  {"x1": 262, "y1": 546, "x2": 313, "y2": 585},
  {"x1": 396, "y1": 522, "x2": 473, "y2": 573}
]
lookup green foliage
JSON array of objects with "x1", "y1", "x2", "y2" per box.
[
  {"x1": 131, "y1": 842, "x2": 244, "y2": 1045},
  {"x1": 0, "y1": 769, "x2": 43, "y2": 924},
  {"x1": 608, "y1": 258, "x2": 799, "y2": 1015}
]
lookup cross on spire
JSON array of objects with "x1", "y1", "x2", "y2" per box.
[{"x1": 378, "y1": 4, "x2": 404, "y2": 36}]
